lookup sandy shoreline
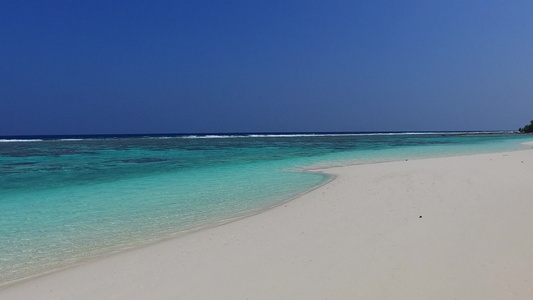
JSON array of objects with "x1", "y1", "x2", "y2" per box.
[{"x1": 2, "y1": 148, "x2": 533, "y2": 299}]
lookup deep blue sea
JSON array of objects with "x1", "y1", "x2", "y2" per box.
[{"x1": 1, "y1": 132, "x2": 531, "y2": 285}]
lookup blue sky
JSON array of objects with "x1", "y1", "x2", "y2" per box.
[{"x1": 1, "y1": 1, "x2": 532, "y2": 135}]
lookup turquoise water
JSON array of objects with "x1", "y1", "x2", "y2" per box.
[{"x1": 1, "y1": 132, "x2": 531, "y2": 284}]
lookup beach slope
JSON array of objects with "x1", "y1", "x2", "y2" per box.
[{"x1": 2, "y1": 149, "x2": 533, "y2": 299}]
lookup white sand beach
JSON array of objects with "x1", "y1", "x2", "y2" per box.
[{"x1": 2, "y1": 148, "x2": 533, "y2": 299}]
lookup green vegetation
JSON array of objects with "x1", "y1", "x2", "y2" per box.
[{"x1": 519, "y1": 120, "x2": 533, "y2": 133}]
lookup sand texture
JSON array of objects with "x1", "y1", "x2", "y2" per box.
[{"x1": 2, "y1": 149, "x2": 533, "y2": 299}]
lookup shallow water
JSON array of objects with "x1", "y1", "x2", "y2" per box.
[{"x1": 0, "y1": 132, "x2": 531, "y2": 284}]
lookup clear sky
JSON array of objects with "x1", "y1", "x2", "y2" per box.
[{"x1": 1, "y1": 1, "x2": 532, "y2": 135}]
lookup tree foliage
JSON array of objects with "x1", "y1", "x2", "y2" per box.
[{"x1": 519, "y1": 120, "x2": 533, "y2": 133}]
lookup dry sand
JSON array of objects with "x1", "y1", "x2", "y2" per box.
[{"x1": 1, "y1": 148, "x2": 533, "y2": 299}]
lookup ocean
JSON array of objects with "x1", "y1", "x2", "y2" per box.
[{"x1": 0, "y1": 132, "x2": 531, "y2": 285}]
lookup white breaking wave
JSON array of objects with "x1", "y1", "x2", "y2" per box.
[
  {"x1": 0, "y1": 139, "x2": 44, "y2": 143},
  {"x1": 0, "y1": 131, "x2": 510, "y2": 143},
  {"x1": 182, "y1": 135, "x2": 238, "y2": 139},
  {"x1": 178, "y1": 131, "x2": 504, "y2": 139}
]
